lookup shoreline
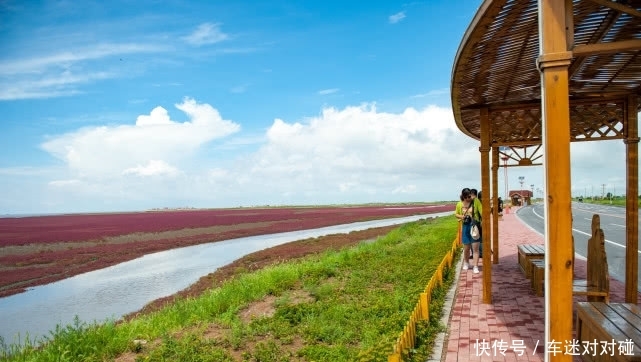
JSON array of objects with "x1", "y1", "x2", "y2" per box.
[{"x1": 121, "y1": 224, "x2": 402, "y2": 321}]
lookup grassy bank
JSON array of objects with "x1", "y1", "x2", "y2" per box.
[
  {"x1": 1, "y1": 216, "x2": 459, "y2": 362},
  {"x1": 574, "y1": 197, "x2": 641, "y2": 207}
]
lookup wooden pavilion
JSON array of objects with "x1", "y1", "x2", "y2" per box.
[
  {"x1": 451, "y1": 0, "x2": 641, "y2": 359},
  {"x1": 509, "y1": 189, "x2": 534, "y2": 206}
]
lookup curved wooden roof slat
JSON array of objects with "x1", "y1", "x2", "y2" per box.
[
  {"x1": 587, "y1": 0, "x2": 641, "y2": 20},
  {"x1": 451, "y1": 0, "x2": 641, "y2": 143}
]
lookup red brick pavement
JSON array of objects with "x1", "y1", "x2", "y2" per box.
[{"x1": 440, "y1": 207, "x2": 641, "y2": 362}]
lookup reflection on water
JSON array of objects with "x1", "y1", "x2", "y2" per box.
[{"x1": 0, "y1": 212, "x2": 450, "y2": 345}]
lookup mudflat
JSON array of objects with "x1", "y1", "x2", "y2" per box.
[{"x1": 0, "y1": 204, "x2": 453, "y2": 299}]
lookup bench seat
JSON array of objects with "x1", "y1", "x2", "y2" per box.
[
  {"x1": 576, "y1": 302, "x2": 641, "y2": 361},
  {"x1": 517, "y1": 215, "x2": 609, "y2": 303},
  {"x1": 530, "y1": 259, "x2": 545, "y2": 296},
  {"x1": 517, "y1": 244, "x2": 545, "y2": 278}
]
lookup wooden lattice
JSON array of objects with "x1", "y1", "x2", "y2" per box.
[
  {"x1": 491, "y1": 108, "x2": 542, "y2": 145},
  {"x1": 570, "y1": 102, "x2": 624, "y2": 141},
  {"x1": 486, "y1": 100, "x2": 626, "y2": 145}
]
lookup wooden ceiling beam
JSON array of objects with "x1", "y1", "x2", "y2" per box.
[
  {"x1": 460, "y1": 95, "x2": 627, "y2": 112},
  {"x1": 573, "y1": 39, "x2": 641, "y2": 56},
  {"x1": 585, "y1": 0, "x2": 641, "y2": 19}
]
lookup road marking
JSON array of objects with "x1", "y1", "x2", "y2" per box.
[
  {"x1": 572, "y1": 204, "x2": 626, "y2": 219},
  {"x1": 530, "y1": 205, "x2": 641, "y2": 255},
  {"x1": 611, "y1": 224, "x2": 626, "y2": 228}
]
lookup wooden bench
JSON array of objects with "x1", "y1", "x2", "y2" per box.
[
  {"x1": 517, "y1": 244, "x2": 545, "y2": 278},
  {"x1": 573, "y1": 214, "x2": 610, "y2": 303},
  {"x1": 521, "y1": 214, "x2": 609, "y2": 302},
  {"x1": 530, "y1": 259, "x2": 545, "y2": 296},
  {"x1": 575, "y1": 302, "x2": 641, "y2": 361}
]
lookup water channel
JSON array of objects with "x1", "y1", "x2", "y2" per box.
[{"x1": 0, "y1": 212, "x2": 451, "y2": 346}]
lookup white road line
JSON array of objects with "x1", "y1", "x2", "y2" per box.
[
  {"x1": 530, "y1": 206, "x2": 641, "y2": 255},
  {"x1": 611, "y1": 224, "x2": 626, "y2": 228}
]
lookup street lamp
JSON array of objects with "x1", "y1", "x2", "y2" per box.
[
  {"x1": 531, "y1": 184, "x2": 534, "y2": 203},
  {"x1": 500, "y1": 147, "x2": 510, "y2": 201}
]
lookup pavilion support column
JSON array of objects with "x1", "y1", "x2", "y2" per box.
[
  {"x1": 480, "y1": 108, "x2": 492, "y2": 303},
  {"x1": 625, "y1": 95, "x2": 639, "y2": 303},
  {"x1": 492, "y1": 146, "x2": 499, "y2": 264},
  {"x1": 538, "y1": 0, "x2": 573, "y2": 359}
]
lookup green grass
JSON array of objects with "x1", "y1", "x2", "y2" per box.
[
  {"x1": 1, "y1": 216, "x2": 459, "y2": 362},
  {"x1": 573, "y1": 197, "x2": 641, "y2": 207}
]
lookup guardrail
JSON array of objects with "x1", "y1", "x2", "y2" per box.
[{"x1": 387, "y1": 230, "x2": 461, "y2": 362}]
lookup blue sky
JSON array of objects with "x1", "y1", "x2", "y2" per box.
[{"x1": 0, "y1": 0, "x2": 629, "y2": 214}]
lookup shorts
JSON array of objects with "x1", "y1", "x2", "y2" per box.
[{"x1": 462, "y1": 222, "x2": 482, "y2": 245}]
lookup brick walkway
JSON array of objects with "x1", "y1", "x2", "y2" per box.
[{"x1": 440, "y1": 207, "x2": 641, "y2": 361}]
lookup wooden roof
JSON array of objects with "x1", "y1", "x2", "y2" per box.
[{"x1": 451, "y1": 0, "x2": 641, "y2": 145}]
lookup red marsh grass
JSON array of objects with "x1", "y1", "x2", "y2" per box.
[{"x1": 0, "y1": 204, "x2": 454, "y2": 298}]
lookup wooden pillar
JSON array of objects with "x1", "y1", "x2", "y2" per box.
[
  {"x1": 480, "y1": 108, "x2": 492, "y2": 303},
  {"x1": 492, "y1": 146, "x2": 500, "y2": 264},
  {"x1": 538, "y1": 0, "x2": 573, "y2": 359},
  {"x1": 625, "y1": 95, "x2": 639, "y2": 303}
]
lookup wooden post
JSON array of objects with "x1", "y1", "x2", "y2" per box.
[
  {"x1": 625, "y1": 95, "x2": 639, "y2": 303},
  {"x1": 420, "y1": 292, "x2": 429, "y2": 320},
  {"x1": 538, "y1": 0, "x2": 573, "y2": 359},
  {"x1": 492, "y1": 146, "x2": 499, "y2": 264},
  {"x1": 388, "y1": 354, "x2": 400, "y2": 362},
  {"x1": 480, "y1": 107, "x2": 492, "y2": 303}
]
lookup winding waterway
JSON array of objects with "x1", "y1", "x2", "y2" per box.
[{"x1": 0, "y1": 212, "x2": 451, "y2": 346}]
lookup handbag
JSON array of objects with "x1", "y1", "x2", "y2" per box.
[
  {"x1": 469, "y1": 201, "x2": 481, "y2": 240},
  {"x1": 470, "y1": 222, "x2": 480, "y2": 240}
]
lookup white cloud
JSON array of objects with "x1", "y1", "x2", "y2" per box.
[
  {"x1": 0, "y1": 43, "x2": 169, "y2": 100},
  {"x1": 0, "y1": 43, "x2": 168, "y2": 76},
  {"x1": 183, "y1": 23, "x2": 229, "y2": 46},
  {"x1": 40, "y1": 98, "x2": 241, "y2": 178},
  {"x1": 0, "y1": 167, "x2": 50, "y2": 176},
  {"x1": 14, "y1": 102, "x2": 481, "y2": 213},
  {"x1": 318, "y1": 88, "x2": 339, "y2": 95},
  {"x1": 13, "y1": 102, "x2": 635, "y2": 214},
  {"x1": 123, "y1": 160, "x2": 180, "y2": 177},
  {"x1": 229, "y1": 104, "x2": 478, "y2": 204},
  {"x1": 49, "y1": 179, "x2": 81, "y2": 187},
  {"x1": 0, "y1": 71, "x2": 113, "y2": 100},
  {"x1": 393, "y1": 185, "x2": 417, "y2": 194},
  {"x1": 389, "y1": 11, "x2": 406, "y2": 24},
  {"x1": 411, "y1": 88, "x2": 449, "y2": 98}
]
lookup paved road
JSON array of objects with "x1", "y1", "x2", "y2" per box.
[{"x1": 516, "y1": 202, "x2": 640, "y2": 289}]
